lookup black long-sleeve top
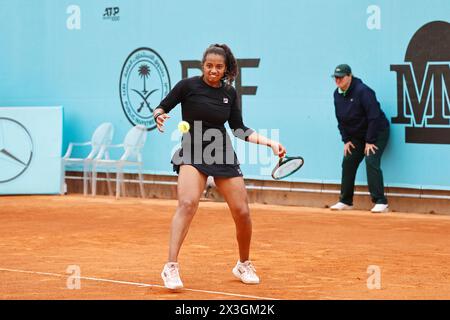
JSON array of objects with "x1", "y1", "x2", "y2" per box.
[{"x1": 158, "y1": 76, "x2": 254, "y2": 171}]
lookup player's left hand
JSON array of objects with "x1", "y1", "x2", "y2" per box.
[
  {"x1": 364, "y1": 143, "x2": 378, "y2": 156},
  {"x1": 271, "y1": 142, "x2": 287, "y2": 158}
]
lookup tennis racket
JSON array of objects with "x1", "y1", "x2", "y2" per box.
[{"x1": 271, "y1": 156, "x2": 304, "y2": 180}]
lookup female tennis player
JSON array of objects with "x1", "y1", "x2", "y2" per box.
[{"x1": 153, "y1": 44, "x2": 286, "y2": 289}]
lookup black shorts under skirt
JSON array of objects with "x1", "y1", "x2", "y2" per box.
[{"x1": 172, "y1": 162, "x2": 243, "y2": 177}]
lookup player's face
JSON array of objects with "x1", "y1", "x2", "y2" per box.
[
  {"x1": 335, "y1": 75, "x2": 352, "y2": 91},
  {"x1": 202, "y1": 54, "x2": 226, "y2": 87}
]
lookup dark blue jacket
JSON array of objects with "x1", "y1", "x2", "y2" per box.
[{"x1": 334, "y1": 77, "x2": 389, "y2": 144}]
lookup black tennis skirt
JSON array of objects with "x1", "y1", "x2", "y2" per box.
[{"x1": 171, "y1": 148, "x2": 243, "y2": 177}]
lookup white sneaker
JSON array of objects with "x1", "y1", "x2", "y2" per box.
[
  {"x1": 232, "y1": 260, "x2": 260, "y2": 284},
  {"x1": 161, "y1": 262, "x2": 183, "y2": 290},
  {"x1": 371, "y1": 204, "x2": 389, "y2": 213},
  {"x1": 330, "y1": 202, "x2": 353, "y2": 210}
]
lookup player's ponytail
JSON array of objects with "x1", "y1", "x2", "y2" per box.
[{"x1": 202, "y1": 44, "x2": 238, "y2": 86}]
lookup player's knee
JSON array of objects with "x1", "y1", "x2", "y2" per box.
[
  {"x1": 233, "y1": 206, "x2": 250, "y2": 221},
  {"x1": 178, "y1": 198, "x2": 198, "y2": 214}
]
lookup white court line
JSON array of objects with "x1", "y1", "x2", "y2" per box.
[{"x1": 0, "y1": 267, "x2": 278, "y2": 300}]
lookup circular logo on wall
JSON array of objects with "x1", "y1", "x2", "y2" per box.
[
  {"x1": 120, "y1": 47, "x2": 171, "y2": 130},
  {"x1": 0, "y1": 117, "x2": 33, "y2": 183}
]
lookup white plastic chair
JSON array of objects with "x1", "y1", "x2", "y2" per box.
[
  {"x1": 61, "y1": 122, "x2": 114, "y2": 196},
  {"x1": 91, "y1": 125, "x2": 147, "y2": 199}
]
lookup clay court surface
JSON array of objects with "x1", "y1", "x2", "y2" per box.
[{"x1": 1, "y1": 195, "x2": 450, "y2": 300}]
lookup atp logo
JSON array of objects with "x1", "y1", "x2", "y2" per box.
[
  {"x1": 391, "y1": 21, "x2": 450, "y2": 144},
  {"x1": 103, "y1": 7, "x2": 120, "y2": 21},
  {"x1": 120, "y1": 48, "x2": 171, "y2": 130}
]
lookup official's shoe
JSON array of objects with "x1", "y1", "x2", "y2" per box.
[
  {"x1": 371, "y1": 204, "x2": 389, "y2": 213},
  {"x1": 330, "y1": 202, "x2": 353, "y2": 211},
  {"x1": 161, "y1": 262, "x2": 183, "y2": 290},
  {"x1": 232, "y1": 260, "x2": 260, "y2": 284}
]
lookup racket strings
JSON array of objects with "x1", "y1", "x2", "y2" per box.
[{"x1": 273, "y1": 158, "x2": 303, "y2": 179}]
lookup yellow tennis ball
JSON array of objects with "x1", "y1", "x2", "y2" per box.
[{"x1": 178, "y1": 121, "x2": 190, "y2": 133}]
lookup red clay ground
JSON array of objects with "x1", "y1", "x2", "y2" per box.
[{"x1": 1, "y1": 195, "x2": 450, "y2": 300}]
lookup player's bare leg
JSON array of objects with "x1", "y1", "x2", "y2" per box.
[
  {"x1": 162, "y1": 165, "x2": 206, "y2": 289},
  {"x1": 168, "y1": 165, "x2": 207, "y2": 262},
  {"x1": 214, "y1": 176, "x2": 260, "y2": 284}
]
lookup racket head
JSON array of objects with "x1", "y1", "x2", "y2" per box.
[{"x1": 271, "y1": 156, "x2": 304, "y2": 180}]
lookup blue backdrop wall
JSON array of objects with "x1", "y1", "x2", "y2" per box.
[{"x1": 1, "y1": 0, "x2": 449, "y2": 190}]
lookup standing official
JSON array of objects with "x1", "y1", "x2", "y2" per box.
[{"x1": 330, "y1": 64, "x2": 390, "y2": 213}]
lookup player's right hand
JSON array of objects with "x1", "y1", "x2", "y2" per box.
[{"x1": 155, "y1": 113, "x2": 170, "y2": 133}]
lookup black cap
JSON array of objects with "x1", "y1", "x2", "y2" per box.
[{"x1": 332, "y1": 64, "x2": 352, "y2": 77}]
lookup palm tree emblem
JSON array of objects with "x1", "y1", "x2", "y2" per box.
[
  {"x1": 138, "y1": 64, "x2": 150, "y2": 94},
  {"x1": 133, "y1": 64, "x2": 159, "y2": 113}
]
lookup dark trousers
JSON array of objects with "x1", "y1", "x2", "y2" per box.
[{"x1": 340, "y1": 128, "x2": 389, "y2": 205}]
